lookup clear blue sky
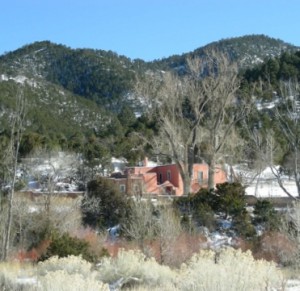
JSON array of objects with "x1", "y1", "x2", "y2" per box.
[{"x1": 1, "y1": 0, "x2": 299, "y2": 61}]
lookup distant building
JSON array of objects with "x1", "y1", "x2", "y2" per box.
[{"x1": 108, "y1": 158, "x2": 227, "y2": 196}]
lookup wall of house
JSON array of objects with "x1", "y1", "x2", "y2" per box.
[
  {"x1": 190, "y1": 164, "x2": 227, "y2": 193},
  {"x1": 190, "y1": 164, "x2": 209, "y2": 193},
  {"x1": 155, "y1": 164, "x2": 180, "y2": 187},
  {"x1": 108, "y1": 178, "x2": 128, "y2": 193},
  {"x1": 142, "y1": 172, "x2": 159, "y2": 194}
]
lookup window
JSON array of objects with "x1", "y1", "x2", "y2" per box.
[
  {"x1": 198, "y1": 171, "x2": 204, "y2": 184},
  {"x1": 167, "y1": 170, "x2": 171, "y2": 181},
  {"x1": 159, "y1": 173, "x2": 163, "y2": 184},
  {"x1": 120, "y1": 184, "x2": 126, "y2": 192}
]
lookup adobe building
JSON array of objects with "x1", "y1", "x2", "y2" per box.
[{"x1": 108, "y1": 158, "x2": 227, "y2": 196}]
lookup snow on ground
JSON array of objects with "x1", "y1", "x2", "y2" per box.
[
  {"x1": 233, "y1": 164, "x2": 299, "y2": 198},
  {"x1": 246, "y1": 180, "x2": 298, "y2": 198},
  {"x1": 0, "y1": 74, "x2": 37, "y2": 87}
]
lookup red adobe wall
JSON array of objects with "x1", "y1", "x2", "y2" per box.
[
  {"x1": 190, "y1": 164, "x2": 227, "y2": 193},
  {"x1": 155, "y1": 164, "x2": 180, "y2": 187},
  {"x1": 169, "y1": 163, "x2": 227, "y2": 196},
  {"x1": 142, "y1": 172, "x2": 159, "y2": 194}
]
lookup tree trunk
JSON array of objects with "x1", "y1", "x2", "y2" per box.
[
  {"x1": 1, "y1": 90, "x2": 25, "y2": 261},
  {"x1": 2, "y1": 140, "x2": 19, "y2": 261},
  {"x1": 182, "y1": 172, "x2": 191, "y2": 195},
  {"x1": 2, "y1": 188, "x2": 15, "y2": 260},
  {"x1": 208, "y1": 155, "x2": 215, "y2": 190}
]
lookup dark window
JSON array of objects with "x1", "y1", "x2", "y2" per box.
[
  {"x1": 198, "y1": 171, "x2": 203, "y2": 184},
  {"x1": 159, "y1": 173, "x2": 163, "y2": 184}
]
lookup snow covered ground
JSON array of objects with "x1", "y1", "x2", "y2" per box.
[{"x1": 233, "y1": 164, "x2": 299, "y2": 198}]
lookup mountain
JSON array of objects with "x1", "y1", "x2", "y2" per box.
[
  {"x1": 0, "y1": 41, "x2": 138, "y2": 110},
  {"x1": 0, "y1": 34, "x2": 299, "y2": 152},
  {"x1": 0, "y1": 74, "x2": 115, "y2": 136},
  {"x1": 1, "y1": 35, "x2": 298, "y2": 108},
  {"x1": 151, "y1": 35, "x2": 300, "y2": 72}
]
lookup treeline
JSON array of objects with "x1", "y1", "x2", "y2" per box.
[{"x1": 242, "y1": 51, "x2": 300, "y2": 98}]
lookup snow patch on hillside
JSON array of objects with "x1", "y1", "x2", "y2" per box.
[{"x1": 0, "y1": 74, "x2": 38, "y2": 87}]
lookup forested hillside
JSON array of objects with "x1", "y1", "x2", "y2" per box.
[{"x1": 0, "y1": 34, "x2": 299, "y2": 164}]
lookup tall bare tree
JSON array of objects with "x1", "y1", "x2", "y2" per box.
[
  {"x1": 123, "y1": 198, "x2": 182, "y2": 263},
  {"x1": 1, "y1": 88, "x2": 26, "y2": 260},
  {"x1": 135, "y1": 61, "x2": 209, "y2": 194},
  {"x1": 135, "y1": 51, "x2": 243, "y2": 193},
  {"x1": 199, "y1": 52, "x2": 246, "y2": 189},
  {"x1": 122, "y1": 198, "x2": 157, "y2": 254},
  {"x1": 271, "y1": 80, "x2": 300, "y2": 199}
]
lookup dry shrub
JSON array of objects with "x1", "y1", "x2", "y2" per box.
[
  {"x1": 97, "y1": 249, "x2": 177, "y2": 289},
  {"x1": 0, "y1": 261, "x2": 34, "y2": 291},
  {"x1": 103, "y1": 232, "x2": 206, "y2": 268},
  {"x1": 37, "y1": 255, "x2": 109, "y2": 290},
  {"x1": 0, "y1": 273, "x2": 20, "y2": 291},
  {"x1": 7, "y1": 194, "x2": 83, "y2": 259},
  {"x1": 160, "y1": 232, "x2": 207, "y2": 267},
  {"x1": 97, "y1": 247, "x2": 284, "y2": 291},
  {"x1": 104, "y1": 238, "x2": 143, "y2": 258},
  {"x1": 38, "y1": 270, "x2": 109, "y2": 291},
  {"x1": 71, "y1": 227, "x2": 109, "y2": 258},
  {"x1": 43, "y1": 196, "x2": 83, "y2": 234},
  {"x1": 179, "y1": 248, "x2": 284, "y2": 291},
  {"x1": 16, "y1": 239, "x2": 51, "y2": 263},
  {"x1": 16, "y1": 249, "x2": 39, "y2": 263},
  {"x1": 142, "y1": 232, "x2": 207, "y2": 267},
  {"x1": 37, "y1": 255, "x2": 94, "y2": 277},
  {"x1": 0, "y1": 247, "x2": 286, "y2": 291},
  {"x1": 254, "y1": 231, "x2": 298, "y2": 264}
]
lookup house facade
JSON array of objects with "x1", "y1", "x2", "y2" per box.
[{"x1": 108, "y1": 159, "x2": 227, "y2": 196}]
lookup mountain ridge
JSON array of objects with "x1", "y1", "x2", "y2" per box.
[{"x1": 0, "y1": 34, "x2": 299, "y2": 151}]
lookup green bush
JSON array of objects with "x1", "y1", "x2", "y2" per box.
[
  {"x1": 81, "y1": 177, "x2": 129, "y2": 229},
  {"x1": 194, "y1": 203, "x2": 216, "y2": 231},
  {"x1": 234, "y1": 209, "x2": 257, "y2": 239},
  {"x1": 214, "y1": 182, "x2": 246, "y2": 218},
  {"x1": 38, "y1": 231, "x2": 106, "y2": 263},
  {"x1": 253, "y1": 200, "x2": 281, "y2": 231}
]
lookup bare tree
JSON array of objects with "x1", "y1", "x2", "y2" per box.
[
  {"x1": 135, "y1": 51, "x2": 243, "y2": 193},
  {"x1": 271, "y1": 80, "x2": 300, "y2": 199},
  {"x1": 23, "y1": 149, "x2": 80, "y2": 212},
  {"x1": 1, "y1": 88, "x2": 26, "y2": 260},
  {"x1": 123, "y1": 198, "x2": 182, "y2": 264},
  {"x1": 280, "y1": 201, "x2": 300, "y2": 268},
  {"x1": 156, "y1": 206, "x2": 182, "y2": 265},
  {"x1": 122, "y1": 198, "x2": 157, "y2": 254},
  {"x1": 242, "y1": 115, "x2": 281, "y2": 189},
  {"x1": 198, "y1": 51, "x2": 246, "y2": 189},
  {"x1": 135, "y1": 60, "x2": 208, "y2": 194}
]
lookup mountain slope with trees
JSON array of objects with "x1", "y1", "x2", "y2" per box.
[
  {"x1": 152, "y1": 34, "x2": 299, "y2": 72},
  {"x1": 0, "y1": 34, "x2": 299, "y2": 161}
]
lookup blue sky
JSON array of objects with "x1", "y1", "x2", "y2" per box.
[{"x1": 1, "y1": 0, "x2": 299, "y2": 61}]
